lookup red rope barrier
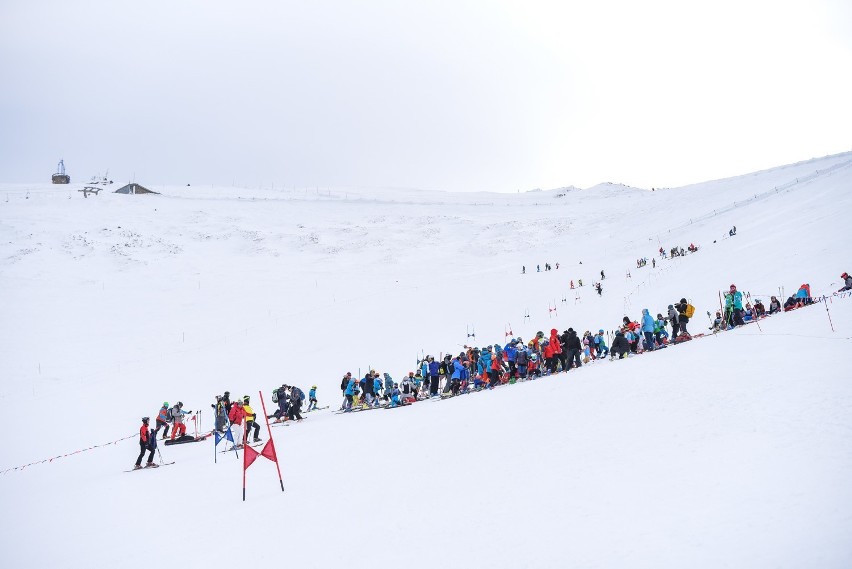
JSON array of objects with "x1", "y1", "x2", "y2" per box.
[{"x1": 2, "y1": 433, "x2": 137, "y2": 475}]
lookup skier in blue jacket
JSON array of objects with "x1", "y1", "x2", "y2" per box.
[
  {"x1": 504, "y1": 341, "x2": 518, "y2": 378},
  {"x1": 427, "y1": 357, "x2": 440, "y2": 397},
  {"x1": 641, "y1": 309, "x2": 656, "y2": 351},
  {"x1": 343, "y1": 377, "x2": 357, "y2": 411}
]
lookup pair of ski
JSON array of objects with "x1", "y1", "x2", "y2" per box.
[
  {"x1": 334, "y1": 404, "x2": 387, "y2": 414},
  {"x1": 219, "y1": 441, "x2": 264, "y2": 454},
  {"x1": 124, "y1": 461, "x2": 175, "y2": 472}
]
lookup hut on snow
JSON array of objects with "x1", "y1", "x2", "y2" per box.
[{"x1": 115, "y1": 183, "x2": 158, "y2": 195}]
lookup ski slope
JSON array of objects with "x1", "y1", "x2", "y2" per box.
[{"x1": 1, "y1": 153, "x2": 851, "y2": 568}]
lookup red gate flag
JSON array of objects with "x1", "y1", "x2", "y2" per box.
[{"x1": 242, "y1": 390, "x2": 285, "y2": 501}]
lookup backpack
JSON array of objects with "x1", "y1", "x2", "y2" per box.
[
  {"x1": 402, "y1": 381, "x2": 412, "y2": 395},
  {"x1": 271, "y1": 390, "x2": 279, "y2": 404},
  {"x1": 684, "y1": 303, "x2": 695, "y2": 318}
]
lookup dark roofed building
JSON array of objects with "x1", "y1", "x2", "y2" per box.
[{"x1": 115, "y1": 183, "x2": 158, "y2": 195}]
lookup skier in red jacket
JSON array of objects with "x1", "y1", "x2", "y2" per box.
[
  {"x1": 228, "y1": 400, "x2": 246, "y2": 447},
  {"x1": 134, "y1": 417, "x2": 157, "y2": 470}
]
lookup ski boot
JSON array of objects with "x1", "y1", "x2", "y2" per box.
[{"x1": 145, "y1": 462, "x2": 159, "y2": 468}]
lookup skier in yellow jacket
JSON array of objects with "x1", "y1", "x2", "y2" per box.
[{"x1": 243, "y1": 395, "x2": 262, "y2": 443}]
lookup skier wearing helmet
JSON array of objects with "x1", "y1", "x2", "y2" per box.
[
  {"x1": 169, "y1": 402, "x2": 189, "y2": 440},
  {"x1": 134, "y1": 417, "x2": 157, "y2": 469},
  {"x1": 155, "y1": 402, "x2": 171, "y2": 439},
  {"x1": 308, "y1": 385, "x2": 318, "y2": 411},
  {"x1": 839, "y1": 272, "x2": 852, "y2": 292},
  {"x1": 212, "y1": 396, "x2": 227, "y2": 433},
  {"x1": 287, "y1": 386, "x2": 304, "y2": 421},
  {"x1": 243, "y1": 396, "x2": 262, "y2": 442}
]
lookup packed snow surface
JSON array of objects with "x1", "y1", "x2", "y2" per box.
[{"x1": 1, "y1": 153, "x2": 851, "y2": 568}]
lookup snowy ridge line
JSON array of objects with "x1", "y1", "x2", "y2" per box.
[
  {"x1": 1, "y1": 432, "x2": 136, "y2": 475},
  {"x1": 647, "y1": 157, "x2": 852, "y2": 241}
]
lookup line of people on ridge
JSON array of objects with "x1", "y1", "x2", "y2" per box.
[{"x1": 334, "y1": 278, "x2": 832, "y2": 412}]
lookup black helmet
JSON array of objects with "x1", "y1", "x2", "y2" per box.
[
  {"x1": 142, "y1": 416, "x2": 149, "y2": 422},
  {"x1": 177, "y1": 401, "x2": 183, "y2": 407}
]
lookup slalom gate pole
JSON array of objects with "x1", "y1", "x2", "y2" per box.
[
  {"x1": 258, "y1": 390, "x2": 285, "y2": 493},
  {"x1": 823, "y1": 296, "x2": 836, "y2": 332}
]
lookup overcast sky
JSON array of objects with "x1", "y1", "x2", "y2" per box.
[{"x1": 1, "y1": 0, "x2": 850, "y2": 192}]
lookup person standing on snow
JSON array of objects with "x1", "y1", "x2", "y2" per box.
[
  {"x1": 271, "y1": 384, "x2": 290, "y2": 420},
  {"x1": 212, "y1": 396, "x2": 228, "y2": 433},
  {"x1": 339, "y1": 372, "x2": 353, "y2": 410},
  {"x1": 383, "y1": 373, "x2": 394, "y2": 401},
  {"x1": 169, "y1": 402, "x2": 189, "y2": 440},
  {"x1": 667, "y1": 304, "x2": 680, "y2": 338},
  {"x1": 243, "y1": 396, "x2": 262, "y2": 442},
  {"x1": 515, "y1": 346, "x2": 529, "y2": 380},
  {"x1": 362, "y1": 370, "x2": 378, "y2": 407},
  {"x1": 373, "y1": 375, "x2": 384, "y2": 403},
  {"x1": 134, "y1": 417, "x2": 157, "y2": 469},
  {"x1": 727, "y1": 284, "x2": 745, "y2": 327},
  {"x1": 343, "y1": 374, "x2": 357, "y2": 411},
  {"x1": 307, "y1": 385, "x2": 318, "y2": 411},
  {"x1": 641, "y1": 309, "x2": 656, "y2": 351},
  {"x1": 594, "y1": 330, "x2": 609, "y2": 358},
  {"x1": 548, "y1": 329, "x2": 563, "y2": 372},
  {"x1": 654, "y1": 314, "x2": 669, "y2": 344},
  {"x1": 228, "y1": 400, "x2": 246, "y2": 446},
  {"x1": 504, "y1": 340, "x2": 518, "y2": 379},
  {"x1": 564, "y1": 328, "x2": 582, "y2": 369},
  {"x1": 425, "y1": 357, "x2": 439, "y2": 397},
  {"x1": 155, "y1": 402, "x2": 171, "y2": 440},
  {"x1": 675, "y1": 298, "x2": 691, "y2": 338},
  {"x1": 287, "y1": 386, "x2": 304, "y2": 421}
]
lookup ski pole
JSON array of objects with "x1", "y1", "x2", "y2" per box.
[
  {"x1": 157, "y1": 447, "x2": 165, "y2": 465},
  {"x1": 823, "y1": 296, "x2": 836, "y2": 332},
  {"x1": 748, "y1": 292, "x2": 762, "y2": 332}
]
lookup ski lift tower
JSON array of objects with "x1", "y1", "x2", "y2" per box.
[{"x1": 52, "y1": 159, "x2": 71, "y2": 184}]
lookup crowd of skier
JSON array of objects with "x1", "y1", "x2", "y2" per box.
[{"x1": 134, "y1": 269, "x2": 852, "y2": 468}]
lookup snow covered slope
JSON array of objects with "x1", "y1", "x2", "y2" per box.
[{"x1": 1, "y1": 153, "x2": 851, "y2": 568}]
